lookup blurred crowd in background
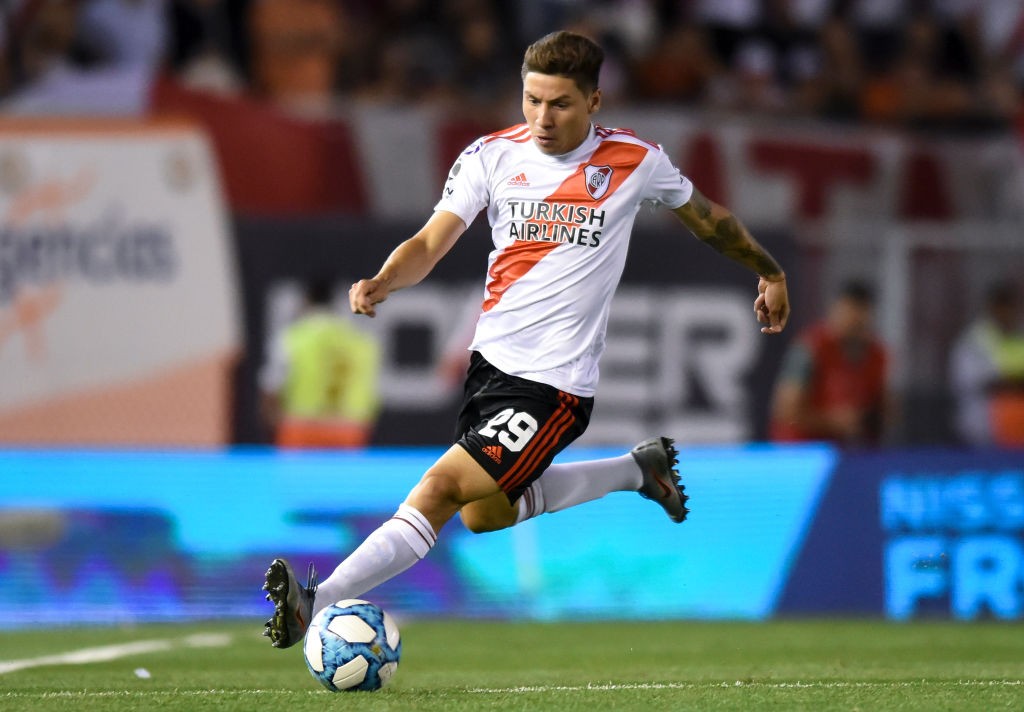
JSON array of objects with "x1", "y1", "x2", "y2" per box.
[
  {"x1": 1, "y1": 0, "x2": 1022, "y2": 450},
  {"x1": 2, "y1": 0, "x2": 1024, "y2": 132}
]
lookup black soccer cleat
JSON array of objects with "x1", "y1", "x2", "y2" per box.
[
  {"x1": 632, "y1": 437, "x2": 690, "y2": 523},
  {"x1": 262, "y1": 558, "x2": 317, "y2": 649}
]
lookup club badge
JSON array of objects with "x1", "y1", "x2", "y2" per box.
[{"x1": 584, "y1": 164, "x2": 612, "y2": 200}]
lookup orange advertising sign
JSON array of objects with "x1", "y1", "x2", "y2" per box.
[{"x1": 0, "y1": 120, "x2": 240, "y2": 445}]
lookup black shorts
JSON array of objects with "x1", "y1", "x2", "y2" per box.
[{"x1": 455, "y1": 352, "x2": 594, "y2": 503}]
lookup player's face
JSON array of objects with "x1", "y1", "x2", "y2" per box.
[{"x1": 522, "y1": 72, "x2": 601, "y2": 156}]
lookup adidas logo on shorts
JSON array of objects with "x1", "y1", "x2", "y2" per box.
[{"x1": 481, "y1": 444, "x2": 503, "y2": 464}]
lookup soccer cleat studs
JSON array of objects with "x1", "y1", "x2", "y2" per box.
[{"x1": 633, "y1": 436, "x2": 689, "y2": 523}]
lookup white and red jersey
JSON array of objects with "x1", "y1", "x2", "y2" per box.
[{"x1": 435, "y1": 123, "x2": 693, "y2": 396}]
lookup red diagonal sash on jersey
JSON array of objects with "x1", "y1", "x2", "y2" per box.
[{"x1": 481, "y1": 141, "x2": 648, "y2": 312}]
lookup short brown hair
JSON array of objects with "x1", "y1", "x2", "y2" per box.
[{"x1": 521, "y1": 31, "x2": 603, "y2": 95}]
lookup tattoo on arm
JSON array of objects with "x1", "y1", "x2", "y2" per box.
[
  {"x1": 682, "y1": 190, "x2": 783, "y2": 277},
  {"x1": 703, "y1": 216, "x2": 782, "y2": 276},
  {"x1": 689, "y1": 190, "x2": 712, "y2": 221}
]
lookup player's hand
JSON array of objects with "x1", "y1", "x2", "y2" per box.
[
  {"x1": 755, "y1": 276, "x2": 789, "y2": 334},
  {"x1": 349, "y1": 277, "x2": 390, "y2": 317}
]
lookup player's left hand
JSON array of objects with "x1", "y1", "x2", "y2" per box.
[{"x1": 755, "y1": 276, "x2": 789, "y2": 334}]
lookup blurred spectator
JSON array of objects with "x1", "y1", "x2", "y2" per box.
[
  {"x1": 729, "y1": 35, "x2": 788, "y2": 112},
  {"x1": 450, "y1": 6, "x2": 517, "y2": 108},
  {"x1": 1, "y1": 0, "x2": 156, "y2": 115},
  {"x1": 949, "y1": 281, "x2": 1024, "y2": 447},
  {"x1": 4, "y1": 1, "x2": 1019, "y2": 128},
  {"x1": 353, "y1": 0, "x2": 457, "y2": 106},
  {"x1": 706, "y1": 0, "x2": 821, "y2": 114},
  {"x1": 945, "y1": 0, "x2": 1024, "y2": 126},
  {"x1": 562, "y1": 0, "x2": 658, "y2": 101},
  {"x1": 770, "y1": 280, "x2": 890, "y2": 447},
  {"x1": 247, "y1": 0, "x2": 345, "y2": 111},
  {"x1": 857, "y1": 0, "x2": 1012, "y2": 131},
  {"x1": 76, "y1": 0, "x2": 168, "y2": 69},
  {"x1": 0, "y1": 4, "x2": 13, "y2": 97},
  {"x1": 760, "y1": 0, "x2": 823, "y2": 107},
  {"x1": 694, "y1": 0, "x2": 761, "y2": 69},
  {"x1": 632, "y1": 21, "x2": 719, "y2": 104},
  {"x1": 804, "y1": 2, "x2": 863, "y2": 120},
  {"x1": 515, "y1": 0, "x2": 588, "y2": 48},
  {"x1": 166, "y1": 0, "x2": 248, "y2": 94},
  {"x1": 260, "y1": 279, "x2": 382, "y2": 449},
  {"x1": 856, "y1": 3, "x2": 928, "y2": 124}
]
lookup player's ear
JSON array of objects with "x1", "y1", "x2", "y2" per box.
[{"x1": 588, "y1": 88, "x2": 602, "y2": 114}]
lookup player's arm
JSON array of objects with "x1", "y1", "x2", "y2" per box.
[
  {"x1": 672, "y1": 187, "x2": 790, "y2": 334},
  {"x1": 350, "y1": 210, "x2": 467, "y2": 317}
]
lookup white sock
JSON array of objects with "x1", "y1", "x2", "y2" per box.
[
  {"x1": 312, "y1": 503, "x2": 436, "y2": 616},
  {"x1": 515, "y1": 453, "x2": 642, "y2": 523}
]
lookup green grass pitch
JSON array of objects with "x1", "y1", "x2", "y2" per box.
[{"x1": 1, "y1": 619, "x2": 1022, "y2": 711}]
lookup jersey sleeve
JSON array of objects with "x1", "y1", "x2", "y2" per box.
[
  {"x1": 644, "y1": 148, "x2": 694, "y2": 209},
  {"x1": 433, "y1": 139, "x2": 490, "y2": 228}
]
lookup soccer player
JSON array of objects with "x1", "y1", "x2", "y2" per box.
[{"x1": 263, "y1": 30, "x2": 790, "y2": 648}]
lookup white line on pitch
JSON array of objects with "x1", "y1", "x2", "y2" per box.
[
  {"x1": 1, "y1": 690, "x2": 323, "y2": 699},
  {"x1": 0, "y1": 633, "x2": 231, "y2": 675},
  {"x1": 469, "y1": 680, "x2": 1024, "y2": 693}
]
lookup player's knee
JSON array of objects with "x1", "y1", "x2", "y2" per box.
[{"x1": 407, "y1": 469, "x2": 467, "y2": 515}]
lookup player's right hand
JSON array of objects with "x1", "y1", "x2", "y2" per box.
[
  {"x1": 349, "y1": 277, "x2": 389, "y2": 317},
  {"x1": 755, "y1": 276, "x2": 790, "y2": 334}
]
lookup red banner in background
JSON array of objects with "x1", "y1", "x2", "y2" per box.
[
  {"x1": 151, "y1": 80, "x2": 1024, "y2": 225},
  {"x1": 151, "y1": 78, "x2": 368, "y2": 216}
]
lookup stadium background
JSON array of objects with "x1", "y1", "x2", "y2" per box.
[{"x1": 2, "y1": 0, "x2": 1024, "y2": 629}]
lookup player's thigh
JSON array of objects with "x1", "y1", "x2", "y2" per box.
[{"x1": 404, "y1": 445, "x2": 503, "y2": 531}]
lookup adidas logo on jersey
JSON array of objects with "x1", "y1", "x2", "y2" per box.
[
  {"x1": 481, "y1": 444, "x2": 503, "y2": 464},
  {"x1": 506, "y1": 172, "x2": 530, "y2": 187}
]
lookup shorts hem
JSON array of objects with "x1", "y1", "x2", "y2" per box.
[{"x1": 454, "y1": 440, "x2": 517, "y2": 503}]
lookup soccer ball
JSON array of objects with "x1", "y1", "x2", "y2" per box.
[{"x1": 302, "y1": 599, "x2": 401, "y2": 692}]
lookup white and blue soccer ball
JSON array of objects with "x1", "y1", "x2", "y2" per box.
[{"x1": 302, "y1": 599, "x2": 401, "y2": 692}]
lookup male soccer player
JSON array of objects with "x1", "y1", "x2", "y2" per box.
[{"x1": 263, "y1": 30, "x2": 790, "y2": 648}]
